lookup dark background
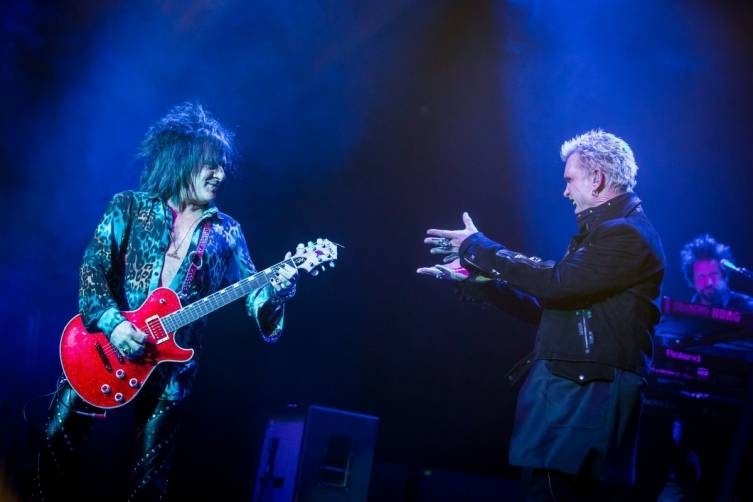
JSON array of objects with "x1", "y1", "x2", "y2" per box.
[{"x1": 2, "y1": 0, "x2": 753, "y2": 499}]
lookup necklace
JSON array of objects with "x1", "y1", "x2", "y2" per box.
[{"x1": 167, "y1": 216, "x2": 201, "y2": 259}]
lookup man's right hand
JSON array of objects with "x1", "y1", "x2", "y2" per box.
[{"x1": 110, "y1": 321, "x2": 147, "y2": 359}]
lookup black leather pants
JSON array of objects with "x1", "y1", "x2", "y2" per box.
[{"x1": 34, "y1": 378, "x2": 185, "y2": 501}]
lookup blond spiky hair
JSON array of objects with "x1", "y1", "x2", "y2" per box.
[{"x1": 560, "y1": 129, "x2": 638, "y2": 192}]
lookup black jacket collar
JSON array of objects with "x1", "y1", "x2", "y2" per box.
[{"x1": 576, "y1": 192, "x2": 641, "y2": 234}]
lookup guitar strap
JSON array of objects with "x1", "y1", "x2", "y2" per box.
[{"x1": 179, "y1": 221, "x2": 212, "y2": 298}]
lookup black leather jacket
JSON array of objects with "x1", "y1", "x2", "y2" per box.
[{"x1": 459, "y1": 193, "x2": 665, "y2": 380}]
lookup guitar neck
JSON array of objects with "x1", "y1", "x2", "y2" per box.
[{"x1": 161, "y1": 258, "x2": 295, "y2": 332}]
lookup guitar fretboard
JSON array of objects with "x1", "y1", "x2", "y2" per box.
[{"x1": 160, "y1": 259, "x2": 295, "y2": 332}]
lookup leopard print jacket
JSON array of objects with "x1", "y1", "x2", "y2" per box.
[{"x1": 78, "y1": 190, "x2": 284, "y2": 400}]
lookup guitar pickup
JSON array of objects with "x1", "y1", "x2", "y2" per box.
[
  {"x1": 95, "y1": 342, "x2": 113, "y2": 372},
  {"x1": 145, "y1": 315, "x2": 170, "y2": 344}
]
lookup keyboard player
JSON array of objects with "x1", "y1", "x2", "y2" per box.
[
  {"x1": 681, "y1": 234, "x2": 753, "y2": 311},
  {"x1": 657, "y1": 234, "x2": 753, "y2": 501}
]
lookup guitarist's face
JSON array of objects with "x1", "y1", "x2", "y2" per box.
[{"x1": 189, "y1": 160, "x2": 226, "y2": 206}]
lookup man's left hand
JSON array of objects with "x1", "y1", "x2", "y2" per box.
[
  {"x1": 418, "y1": 212, "x2": 491, "y2": 283},
  {"x1": 270, "y1": 253, "x2": 298, "y2": 303},
  {"x1": 417, "y1": 257, "x2": 470, "y2": 281},
  {"x1": 417, "y1": 257, "x2": 492, "y2": 283}
]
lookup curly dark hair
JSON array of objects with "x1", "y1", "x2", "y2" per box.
[
  {"x1": 680, "y1": 234, "x2": 733, "y2": 288},
  {"x1": 138, "y1": 102, "x2": 234, "y2": 203}
]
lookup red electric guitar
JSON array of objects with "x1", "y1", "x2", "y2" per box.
[{"x1": 60, "y1": 238, "x2": 338, "y2": 409}]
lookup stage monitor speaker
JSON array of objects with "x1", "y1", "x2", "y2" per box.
[{"x1": 253, "y1": 405, "x2": 379, "y2": 502}]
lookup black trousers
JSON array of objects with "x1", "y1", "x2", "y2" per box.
[
  {"x1": 518, "y1": 468, "x2": 621, "y2": 502},
  {"x1": 34, "y1": 378, "x2": 185, "y2": 501}
]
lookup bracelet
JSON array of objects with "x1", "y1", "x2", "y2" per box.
[{"x1": 270, "y1": 285, "x2": 296, "y2": 304}]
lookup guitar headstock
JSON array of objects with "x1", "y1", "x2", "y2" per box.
[{"x1": 290, "y1": 238, "x2": 339, "y2": 276}]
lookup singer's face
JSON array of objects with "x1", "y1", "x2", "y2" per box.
[
  {"x1": 563, "y1": 153, "x2": 595, "y2": 214},
  {"x1": 693, "y1": 260, "x2": 728, "y2": 305}
]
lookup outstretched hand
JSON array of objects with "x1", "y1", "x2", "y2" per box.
[
  {"x1": 423, "y1": 212, "x2": 478, "y2": 255},
  {"x1": 416, "y1": 257, "x2": 470, "y2": 281},
  {"x1": 417, "y1": 212, "x2": 489, "y2": 283}
]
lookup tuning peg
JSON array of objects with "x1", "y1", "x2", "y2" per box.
[
  {"x1": 311, "y1": 269, "x2": 319, "y2": 276},
  {"x1": 316, "y1": 238, "x2": 323, "y2": 244},
  {"x1": 297, "y1": 243, "x2": 305, "y2": 251},
  {"x1": 330, "y1": 262, "x2": 335, "y2": 268},
  {"x1": 307, "y1": 241, "x2": 314, "y2": 247}
]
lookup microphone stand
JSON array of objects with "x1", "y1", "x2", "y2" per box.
[
  {"x1": 733, "y1": 267, "x2": 753, "y2": 281},
  {"x1": 722, "y1": 259, "x2": 753, "y2": 281}
]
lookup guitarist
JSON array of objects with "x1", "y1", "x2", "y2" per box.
[{"x1": 35, "y1": 102, "x2": 298, "y2": 500}]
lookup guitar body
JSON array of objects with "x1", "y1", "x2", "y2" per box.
[{"x1": 60, "y1": 288, "x2": 194, "y2": 409}]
